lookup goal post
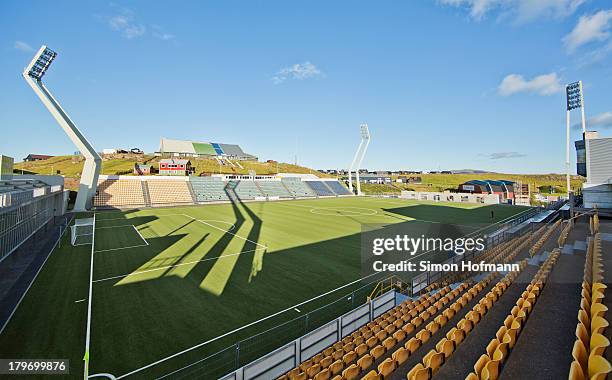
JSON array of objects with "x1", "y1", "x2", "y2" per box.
[{"x1": 71, "y1": 217, "x2": 95, "y2": 246}]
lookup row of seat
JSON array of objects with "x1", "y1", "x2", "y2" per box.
[
  {"x1": 558, "y1": 220, "x2": 573, "y2": 248},
  {"x1": 94, "y1": 178, "x2": 351, "y2": 208},
  {"x1": 281, "y1": 285, "x2": 465, "y2": 380},
  {"x1": 358, "y1": 273, "x2": 500, "y2": 380},
  {"x1": 363, "y1": 273, "x2": 497, "y2": 379},
  {"x1": 570, "y1": 231, "x2": 611, "y2": 380},
  {"x1": 466, "y1": 250, "x2": 559, "y2": 380},
  {"x1": 529, "y1": 219, "x2": 561, "y2": 257},
  {"x1": 93, "y1": 179, "x2": 145, "y2": 207},
  {"x1": 402, "y1": 261, "x2": 528, "y2": 380}
]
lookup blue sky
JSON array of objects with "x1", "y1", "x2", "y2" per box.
[{"x1": 1, "y1": 1, "x2": 611, "y2": 173}]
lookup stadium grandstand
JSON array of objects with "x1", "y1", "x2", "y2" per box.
[
  {"x1": 157, "y1": 137, "x2": 257, "y2": 161},
  {"x1": 92, "y1": 175, "x2": 352, "y2": 208}
]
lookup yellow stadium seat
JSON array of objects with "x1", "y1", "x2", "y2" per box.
[
  {"x1": 293, "y1": 372, "x2": 307, "y2": 380},
  {"x1": 474, "y1": 354, "x2": 489, "y2": 376},
  {"x1": 376, "y1": 330, "x2": 388, "y2": 342},
  {"x1": 393, "y1": 329, "x2": 406, "y2": 342},
  {"x1": 367, "y1": 337, "x2": 379, "y2": 349},
  {"x1": 465, "y1": 372, "x2": 478, "y2": 380},
  {"x1": 403, "y1": 323, "x2": 415, "y2": 335},
  {"x1": 413, "y1": 317, "x2": 424, "y2": 328},
  {"x1": 406, "y1": 363, "x2": 429, "y2": 380},
  {"x1": 568, "y1": 360, "x2": 586, "y2": 380},
  {"x1": 423, "y1": 349, "x2": 444, "y2": 374},
  {"x1": 361, "y1": 370, "x2": 381, "y2": 380},
  {"x1": 590, "y1": 333, "x2": 610, "y2": 356},
  {"x1": 405, "y1": 337, "x2": 421, "y2": 354},
  {"x1": 591, "y1": 303, "x2": 608, "y2": 319},
  {"x1": 357, "y1": 354, "x2": 374, "y2": 371},
  {"x1": 313, "y1": 368, "x2": 330, "y2": 380},
  {"x1": 307, "y1": 364, "x2": 321, "y2": 378},
  {"x1": 378, "y1": 358, "x2": 397, "y2": 378},
  {"x1": 356, "y1": 343, "x2": 368, "y2": 356},
  {"x1": 383, "y1": 337, "x2": 397, "y2": 350},
  {"x1": 481, "y1": 359, "x2": 500, "y2": 380},
  {"x1": 342, "y1": 364, "x2": 360, "y2": 380},
  {"x1": 588, "y1": 354, "x2": 612, "y2": 380},
  {"x1": 329, "y1": 360, "x2": 343, "y2": 376},
  {"x1": 436, "y1": 338, "x2": 455, "y2": 359},
  {"x1": 393, "y1": 347, "x2": 410, "y2": 365},
  {"x1": 591, "y1": 316, "x2": 609, "y2": 335},
  {"x1": 572, "y1": 340, "x2": 588, "y2": 374},
  {"x1": 416, "y1": 329, "x2": 431, "y2": 344},
  {"x1": 371, "y1": 345, "x2": 386, "y2": 360},
  {"x1": 320, "y1": 356, "x2": 333, "y2": 368},
  {"x1": 343, "y1": 351, "x2": 357, "y2": 365},
  {"x1": 299, "y1": 359, "x2": 313, "y2": 372},
  {"x1": 486, "y1": 339, "x2": 499, "y2": 358},
  {"x1": 426, "y1": 322, "x2": 440, "y2": 334},
  {"x1": 576, "y1": 323, "x2": 589, "y2": 348}
]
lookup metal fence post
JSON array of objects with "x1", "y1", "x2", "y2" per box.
[{"x1": 235, "y1": 342, "x2": 241, "y2": 368}]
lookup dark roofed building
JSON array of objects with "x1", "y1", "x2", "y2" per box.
[{"x1": 23, "y1": 154, "x2": 54, "y2": 162}]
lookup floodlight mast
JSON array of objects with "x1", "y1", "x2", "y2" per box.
[
  {"x1": 348, "y1": 138, "x2": 364, "y2": 194},
  {"x1": 23, "y1": 46, "x2": 101, "y2": 211},
  {"x1": 355, "y1": 124, "x2": 371, "y2": 196},
  {"x1": 565, "y1": 81, "x2": 586, "y2": 199}
]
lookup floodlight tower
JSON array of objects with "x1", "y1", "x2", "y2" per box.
[
  {"x1": 23, "y1": 46, "x2": 101, "y2": 211},
  {"x1": 348, "y1": 124, "x2": 371, "y2": 196},
  {"x1": 565, "y1": 81, "x2": 586, "y2": 199}
]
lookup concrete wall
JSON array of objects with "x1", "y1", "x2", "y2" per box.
[{"x1": 400, "y1": 190, "x2": 500, "y2": 204}]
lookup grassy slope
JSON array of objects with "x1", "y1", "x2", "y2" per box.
[
  {"x1": 0, "y1": 197, "x2": 528, "y2": 378},
  {"x1": 14, "y1": 155, "x2": 328, "y2": 179},
  {"x1": 362, "y1": 172, "x2": 584, "y2": 195}
]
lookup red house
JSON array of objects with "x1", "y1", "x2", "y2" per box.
[{"x1": 158, "y1": 159, "x2": 191, "y2": 176}]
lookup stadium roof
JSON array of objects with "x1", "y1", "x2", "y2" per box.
[{"x1": 158, "y1": 138, "x2": 256, "y2": 159}]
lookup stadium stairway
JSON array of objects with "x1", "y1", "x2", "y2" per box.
[
  {"x1": 431, "y1": 218, "x2": 564, "y2": 380},
  {"x1": 387, "y1": 263, "x2": 533, "y2": 380},
  {"x1": 497, "y1": 220, "x2": 586, "y2": 379},
  {"x1": 141, "y1": 180, "x2": 151, "y2": 207}
]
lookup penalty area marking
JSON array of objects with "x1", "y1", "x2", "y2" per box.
[{"x1": 93, "y1": 225, "x2": 149, "y2": 253}]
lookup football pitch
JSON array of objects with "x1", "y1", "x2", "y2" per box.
[{"x1": 0, "y1": 197, "x2": 529, "y2": 379}]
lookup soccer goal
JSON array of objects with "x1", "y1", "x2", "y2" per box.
[{"x1": 71, "y1": 217, "x2": 95, "y2": 246}]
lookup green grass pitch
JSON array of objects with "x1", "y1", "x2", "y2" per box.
[{"x1": 0, "y1": 197, "x2": 529, "y2": 378}]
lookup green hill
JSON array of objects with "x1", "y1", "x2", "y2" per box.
[{"x1": 14, "y1": 155, "x2": 330, "y2": 190}]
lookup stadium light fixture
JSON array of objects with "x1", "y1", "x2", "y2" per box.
[
  {"x1": 23, "y1": 46, "x2": 101, "y2": 211},
  {"x1": 565, "y1": 81, "x2": 586, "y2": 199},
  {"x1": 348, "y1": 123, "x2": 371, "y2": 196}
]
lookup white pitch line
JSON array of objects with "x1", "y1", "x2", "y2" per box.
[
  {"x1": 75, "y1": 298, "x2": 86, "y2": 303},
  {"x1": 132, "y1": 225, "x2": 149, "y2": 246},
  {"x1": 94, "y1": 243, "x2": 149, "y2": 253},
  {"x1": 92, "y1": 247, "x2": 264, "y2": 284},
  {"x1": 95, "y1": 224, "x2": 137, "y2": 230},
  {"x1": 182, "y1": 214, "x2": 267, "y2": 249}
]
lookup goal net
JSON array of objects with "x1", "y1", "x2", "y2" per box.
[{"x1": 71, "y1": 217, "x2": 95, "y2": 246}]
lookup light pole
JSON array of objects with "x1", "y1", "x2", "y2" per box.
[
  {"x1": 348, "y1": 123, "x2": 371, "y2": 195},
  {"x1": 565, "y1": 81, "x2": 586, "y2": 199},
  {"x1": 23, "y1": 46, "x2": 101, "y2": 211}
]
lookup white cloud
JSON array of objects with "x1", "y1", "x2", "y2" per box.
[
  {"x1": 563, "y1": 10, "x2": 612, "y2": 53},
  {"x1": 108, "y1": 13, "x2": 146, "y2": 39},
  {"x1": 153, "y1": 32, "x2": 175, "y2": 41},
  {"x1": 14, "y1": 41, "x2": 34, "y2": 52},
  {"x1": 439, "y1": 0, "x2": 584, "y2": 22},
  {"x1": 498, "y1": 72, "x2": 563, "y2": 96},
  {"x1": 272, "y1": 62, "x2": 323, "y2": 84},
  {"x1": 483, "y1": 152, "x2": 527, "y2": 159},
  {"x1": 573, "y1": 112, "x2": 612, "y2": 130}
]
